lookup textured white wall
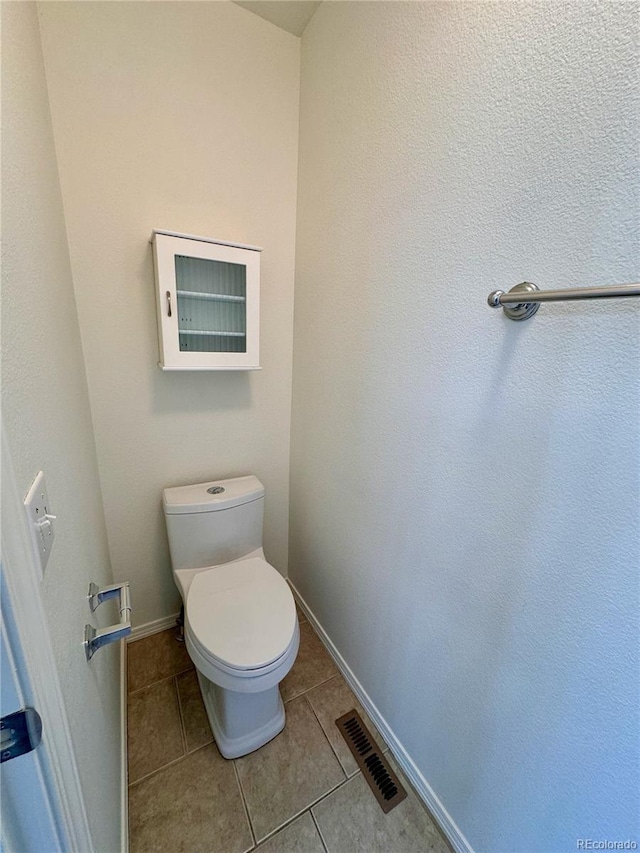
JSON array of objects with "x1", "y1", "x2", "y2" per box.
[
  {"x1": 38, "y1": 1, "x2": 300, "y2": 627},
  {"x1": 291, "y1": 3, "x2": 639, "y2": 851},
  {"x1": 1, "y1": 3, "x2": 121, "y2": 849}
]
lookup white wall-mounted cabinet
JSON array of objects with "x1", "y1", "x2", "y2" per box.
[{"x1": 152, "y1": 230, "x2": 261, "y2": 370}]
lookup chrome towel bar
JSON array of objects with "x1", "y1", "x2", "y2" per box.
[{"x1": 488, "y1": 282, "x2": 640, "y2": 321}]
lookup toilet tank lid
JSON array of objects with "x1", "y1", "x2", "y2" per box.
[{"x1": 163, "y1": 475, "x2": 264, "y2": 514}]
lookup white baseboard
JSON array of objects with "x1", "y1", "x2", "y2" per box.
[
  {"x1": 120, "y1": 641, "x2": 128, "y2": 853},
  {"x1": 127, "y1": 613, "x2": 180, "y2": 642},
  {"x1": 289, "y1": 581, "x2": 474, "y2": 853}
]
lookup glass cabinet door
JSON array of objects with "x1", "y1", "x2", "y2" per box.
[
  {"x1": 175, "y1": 255, "x2": 247, "y2": 353},
  {"x1": 153, "y1": 231, "x2": 261, "y2": 370}
]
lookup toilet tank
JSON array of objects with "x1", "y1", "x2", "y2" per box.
[{"x1": 163, "y1": 476, "x2": 265, "y2": 571}]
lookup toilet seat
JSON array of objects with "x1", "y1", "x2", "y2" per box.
[{"x1": 186, "y1": 557, "x2": 297, "y2": 673}]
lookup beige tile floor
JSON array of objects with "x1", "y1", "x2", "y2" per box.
[{"x1": 127, "y1": 608, "x2": 452, "y2": 853}]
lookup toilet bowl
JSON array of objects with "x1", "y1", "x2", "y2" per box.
[{"x1": 163, "y1": 476, "x2": 299, "y2": 758}]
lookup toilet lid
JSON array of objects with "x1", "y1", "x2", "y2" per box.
[{"x1": 186, "y1": 558, "x2": 296, "y2": 671}]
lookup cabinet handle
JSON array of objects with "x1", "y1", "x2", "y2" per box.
[{"x1": 166, "y1": 291, "x2": 172, "y2": 317}]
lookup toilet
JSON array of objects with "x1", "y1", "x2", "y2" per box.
[{"x1": 162, "y1": 475, "x2": 299, "y2": 758}]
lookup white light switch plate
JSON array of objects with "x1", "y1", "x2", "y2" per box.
[{"x1": 23, "y1": 471, "x2": 56, "y2": 577}]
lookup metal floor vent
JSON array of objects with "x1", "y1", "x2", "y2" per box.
[{"x1": 335, "y1": 710, "x2": 407, "y2": 813}]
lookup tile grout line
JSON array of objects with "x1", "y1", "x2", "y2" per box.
[
  {"x1": 174, "y1": 675, "x2": 189, "y2": 757},
  {"x1": 232, "y1": 759, "x2": 257, "y2": 850},
  {"x1": 125, "y1": 655, "x2": 189, "y2": 788},
  {"x1": 128, "y1": 665, "x2": 195, "y2": 697},
  {"x1": 251, "y1": 780, "x2": 349, "y2": 850},
  {"x1": 307, "y1": 770, "x2": 359, "y2": 823},
  {"x1": 283, "y1": 672, "x2": 341, "y2": 706},
  {"x1": 127, "y1": 752, "x2": 189, "y2": 789},
  {"x1": 309, "y1": 808, "x2": 329, "y2": 853},
  {"x1": 127, "y1": 739, "x2": 214, "y2": 789},
  {"x1": 294, "y1": 666, "x2": 391, "y2": 758},
  {"x1": 302, "y1": 692, "x2": 350, "y2": 778},
  {"x1": 250, "y1": 742, "x2": 354, "y2": 851},
  {"x1": 301, "y1": 672, "x2": 341, "y2": 697}
]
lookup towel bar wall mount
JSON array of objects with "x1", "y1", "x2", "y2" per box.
[{"x1": 488, "y1": 282, "x2": 640, "y2": 321}]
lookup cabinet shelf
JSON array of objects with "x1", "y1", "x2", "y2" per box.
[
  {"x1": 177, "y1": 290, "x2": 246, "y2": 303},
  {"x1": 179, "y1": 329, "x2": 246, "y2": 337}
]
